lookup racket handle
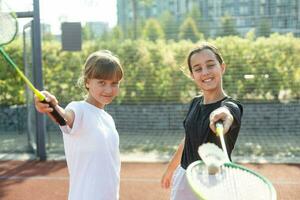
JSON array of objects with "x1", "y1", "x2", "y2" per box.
[
  {"x1": 41, "y1": 100, "x2": 67, "y2": 126},
  {"x1": 216, "y1": 121, "x2": 223, "y2": 134},
  {"x1": 215, "y1": 121, "x2": 230, "y2": 162}
]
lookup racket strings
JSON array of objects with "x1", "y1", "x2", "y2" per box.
[
  {"x1": 0, "y1": 8, "x2": 17, "y2": 45},
  {"x1": 190, "y1": 165, "x2": 274, "y2": 200}
]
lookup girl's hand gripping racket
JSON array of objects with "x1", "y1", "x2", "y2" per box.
[
  {"x1": 0, "y1": 2, "x2": 66, "y2": 125},
  {"x1": 186, "y1": 122, "x2": 277, "y2": 200}
]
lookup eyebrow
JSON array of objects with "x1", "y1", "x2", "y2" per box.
[
  {"x1": 192, "y1": 59, "x2": 215, "y2": 68},
  {"x1": 205, "y1": 59, "x2": 215, "y2": 64}
]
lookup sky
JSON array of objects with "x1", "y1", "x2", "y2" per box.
[{"x1": 7, "y1": 0, "x2": 117, "y2": 34}]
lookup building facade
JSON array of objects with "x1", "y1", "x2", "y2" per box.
[{"x1": 117, "y1": 0, "x2": 300, "y2": 37}]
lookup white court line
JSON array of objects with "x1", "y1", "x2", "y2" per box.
[
  {"x1": 0, "y1": 176, "x2": 159, "y2": 182},
  {"x1": 1, "y1": 176, "x2": 299, "y2": 185},
  {"x1": 0, "y1": 176, "x2": 68, "y2": 180}
]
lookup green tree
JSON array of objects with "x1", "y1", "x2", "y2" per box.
[
  {"x1": 187, "y1": 4, "x2": 210, "y2": 38},
  {"x1": 2, "y1": 35, "x2": 300, "y2": 105},
  {"x1": 218, "y1": 14, "x2": 239, "y2": 36},
  {"x1": 100, "y1": 29, "x2": 110, "y2": 41},
  {"x1": 256, "y1": 17, "x2": 272, "y2": 37},
  {"x1": 187, "y1": 4, "x2": 201, "y2": 29},
  {"x1": 130, "y1": 0, "x2": 138, "y2": 39},
  {"x1": 159, "y1": 11, "x2": 178, "y2": 41},
  {"x1": 130, "y1": 0, "x2": 153, "y2": 39},
  {"x1": 142, "y1": 18, "x2": 165, "y2": 41},
  {"x1": 179, "y1": 17, "x2": 203, "y2": 42},
  {"x1": 111, "y1": 26, "x2": 124, "y2": 41},
  {"x1": 82, "y1": 24, "x2": 94, "y2": 40}
]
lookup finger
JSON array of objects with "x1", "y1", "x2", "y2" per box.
[
  {"x1": 162, "y1": 179, "x2": 169, "y2": 189},
  {"x1": 162, "y1": 177, "x2": 170, "y2": 189},
  {"x1": 39, "y1": 91, "x2": 58, "y2": 106},
  {"x1": 166, "y1": 180, "x2": 170, "y2": 188},
  {"x1": 36, "y1": 103, "x2": 53, "y2": 113},
  {"x1": 35, "y1": 98, "x2": 54, "y2": 113},
  {"x1": 210, "y1": 112, "x2": 223, "y2": 133},
  {"x1": 46, "y1": 93, "x2": 58, "y2": 105},
  {"x1": 209, "y1": 120, "x2": 216, "y2": 133},
  {"x1": 223, "y1": 116, "x2": 233, "y2": 134}
]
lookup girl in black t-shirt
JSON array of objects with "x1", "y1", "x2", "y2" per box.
[{"x1": 161, "y1": 42, "x2": 243, "y2": 200}]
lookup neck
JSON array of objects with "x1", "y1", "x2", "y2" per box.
[
  {"x1": 202, "y1": 89, "x2": 226, "y2": 104},
  {"x1": 85, "y1": 96, "x2": 105, "y2": 109}
]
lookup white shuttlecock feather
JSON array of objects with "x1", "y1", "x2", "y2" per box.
[{"x1": 198, "y1": 143, "x2": 227, "y2": 174}]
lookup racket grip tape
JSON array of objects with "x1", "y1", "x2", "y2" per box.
[{"x1": 41, "y1": 100, "x2": 67, "y2": 126}]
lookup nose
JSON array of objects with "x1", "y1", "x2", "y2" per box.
[
  {"x1": 202, "y1": 67, "x2": 210, "y2": 75},
  {"x1": 103, "y1": 85, "x2": 113, "y2": 94}
]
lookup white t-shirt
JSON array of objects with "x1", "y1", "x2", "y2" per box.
[{"x1": 60, "y1": 101, "x2": 120, "y2": 200}]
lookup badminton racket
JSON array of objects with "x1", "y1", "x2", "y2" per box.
[
  {"x1": 186, "y1": 122, "x2": 277, "y2": 200},
  {"x1": 0, "y1": 1, "x2": 66, "y2": 125}
]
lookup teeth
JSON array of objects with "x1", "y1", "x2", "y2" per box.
[{"x1": 203, "y1": 78, "x2": 212, "y2": 82}]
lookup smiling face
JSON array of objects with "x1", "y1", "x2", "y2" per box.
[
  {"x1": 82, "y1": 51, "x2": 123, "y2": 108},
  {"x1": 86, "y1": 78, "x2": 120, "y2": 108},
  {"x1": 190, "y1": 49, "x2": 225, "y2": 94}
]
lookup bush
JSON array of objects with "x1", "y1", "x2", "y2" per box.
[{"x1": 1, "y1": 34, "x2": 299, "y2": 105}]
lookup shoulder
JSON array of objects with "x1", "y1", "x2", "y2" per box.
[
  {"x1": 66, "y1": 101, "x2": 87, "y2": 108},
  {"x1": 66, "y1": 101, "x2": 83, "y2": 108},
  {"x1": 103, "y1": 110, "x2": 115, "y2": 122},
  {"x1": 186, "y1": 95, "x2": 203, "y2": 112},
  {"x1": 222, "y1": 97, "x2": 243, "y2": 112},
  {"x1": 221, "y1": 97, "x2": 243, "y2": 122},
  {"x1": 190, "y1": 95, "x2": 203, "y2": 106},
  {"x1": 65, "y1": 101, "x2": 86, "y2": 116},
  {"x1": 101, "y1": 110, "x2": 116, "y2": 128}
]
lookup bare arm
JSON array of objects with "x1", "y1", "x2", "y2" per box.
[
  {"x1": 34, "y1": 91, "x2": 74, "y2": 128},
  {"x1": 161, "y1": 137, "x2": 185, "y2": 189}
]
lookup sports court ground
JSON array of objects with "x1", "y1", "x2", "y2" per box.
[{"x1": 0, "y1": 160, "x2": 299, "y2": 200}]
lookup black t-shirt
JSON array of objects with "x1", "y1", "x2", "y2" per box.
[{"x1": 180, "y1": 96, "x2": 243, "y2": 170}]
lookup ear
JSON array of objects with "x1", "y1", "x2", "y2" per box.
[
  {"x1": 221, "y1": 63, "x2": 226, "y2": 74},
  {"x1": 85, "y1": 79, "x2": 90, "y2": 89}
]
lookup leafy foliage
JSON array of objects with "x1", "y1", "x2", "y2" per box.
[
  {"x1": 142, "y1": 18, "x2": 165, "y2": 41},
  {"x1": 1, "y1": 34, "x2": 299, "y2": 105},
  {"x1": 179, "y1": 17, "x2": 204, "y2": 42},
  {"x1": 218, "y1": 14, "x2": 239, "y2": 37}
]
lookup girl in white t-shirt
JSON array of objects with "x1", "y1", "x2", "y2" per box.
[{"x1": 34, "y1": 50, "x2": 124, "y2": 200}]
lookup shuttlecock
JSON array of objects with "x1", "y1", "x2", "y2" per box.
[{"x1": 198, "y1": 143, "x2": 227, "y2": 175}]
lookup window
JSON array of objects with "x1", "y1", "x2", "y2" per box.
[{"x1": 240, "y1": 6, "x2": 249, "y2": 15}]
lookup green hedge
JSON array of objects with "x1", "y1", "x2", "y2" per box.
[{"x1": 0, "y1": 34, "x2": 299, "y2": 105}]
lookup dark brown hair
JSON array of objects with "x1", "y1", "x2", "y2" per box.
[{"x1": 187, "y1": 42, "x2": 224, "y2": 73}]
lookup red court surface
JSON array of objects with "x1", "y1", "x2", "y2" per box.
[{"x1": 0, "y1": 161, "x2": 299, "y2": 200}]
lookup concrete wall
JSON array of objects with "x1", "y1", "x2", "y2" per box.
[{"x1": 1, "y1": 103, "x2": 299, "y2": 135}]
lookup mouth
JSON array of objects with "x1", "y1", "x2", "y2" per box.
[{"x1": 202, "y1": 78, "x2": 213, "y2": 83}]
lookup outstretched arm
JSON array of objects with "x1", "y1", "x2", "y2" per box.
[{"x1": 34, "y1": 91, "x2": 75, "y2": 128}]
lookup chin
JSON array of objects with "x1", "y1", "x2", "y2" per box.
[
  {"x1": 200, "y1": 86, "x2": 218, "y2": 92},
  {"x1": 199, "y1": 83, "x2": 214, "y2": 89},
  {"x1": 102, "y1": 99, "x2": 113, "y2": 104}
]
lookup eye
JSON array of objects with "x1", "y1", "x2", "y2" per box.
[
  {"x1": 98, "y1": 80, "x2": 105, "y2": 86},
  {"x1": 112, "y1": 82, "x2": 120, "y2": 87},
  {"x1": 193, "y1": 67, "x2": 202, "y2": 72}
]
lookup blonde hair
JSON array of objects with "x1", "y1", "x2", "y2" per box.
[{"x1": 78, "y1": 50, "x2": 124, "y2": 90}]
